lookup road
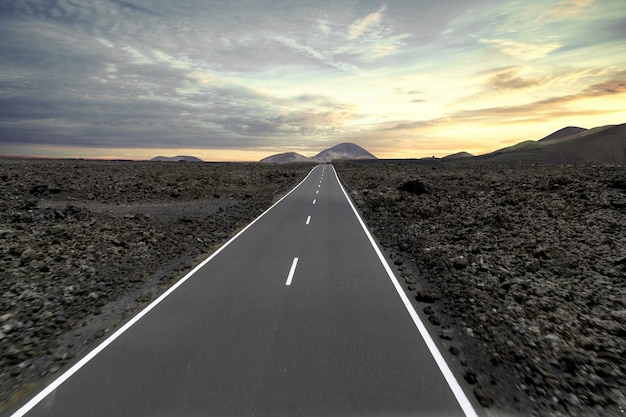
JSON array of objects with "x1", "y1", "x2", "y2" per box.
[{"x1": 10, "y1": 164, "x2": 479, "y2": 417}]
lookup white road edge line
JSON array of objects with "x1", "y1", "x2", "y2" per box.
[
  {"x1": 285, "y1": 257, "x2": 299, "y2": 286},
  {"x1": 306, "y1": 216, "x2": 311, "y2": 225},
  {"x1": 10, "y1": 165, "x2": 322, "y2": 417},
  {"x1": 330, "y1": 165, "x2": 479, "y2": 417}
]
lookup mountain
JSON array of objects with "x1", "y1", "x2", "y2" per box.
[
  {"x1": 538, "y1": 126, "x2": 587, "y2": 142},
  {"x1": 151, "y1": 155, "x2": 203, "y2": 162},
  {"x1": 259, "y1": 152, "x2": 311, "y2": 164},
  {"x1": 260, "y1": 143, "x2": 377, "y2": 164},
  {"x1": 311, "y1": 143, "x2": 377, "y2": 162},
  {"x1": 477, "y1": 123, "x2": 626, "y2": 164}
]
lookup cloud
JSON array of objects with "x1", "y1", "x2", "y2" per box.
[
  {"x1": 480, "y1": 38, "x2": 563, "y2": 60},
  {"x1": 0, "y1": 61, "x2": 358, "y2": 149},
  {"x1": 347, "y1": 6, "x2": 386, "y2": 40},
  {"x1": 270, "y1": 35, "x2": 369, "y2": 77},
  {"x1": 388, "y1": 75, "x2": 626, "y2": 129},
  {"x1": 318, "y1": 19, "x2": 332, "y2": 35},
  {"x1": 535, "y1": 0, "x2": 594, "y2": 24},
  {"x1": 453, "y1": 66, "x2": 550, "y2": 105},
  {"x1": 583, "y1": 78, "x2": 626, "y2": 96},
  {"x1": 122, "y1": 46, "x2": 154, "y2": 65},
  {"x1": 1, "y1": 0, "x2": 624, "y2": 160},
  {"x1": 337, "y1": 5, "x2": 410, "y2": 61},
  {"x1": 484, "y1": 68, "x2": 541, "y2": 90},
  {"x1": 0, "y1": 0, "x2": 365, "y2": 153},
  {"x1": 386, "y1": 117, "x2": 451, "y2": 131}
]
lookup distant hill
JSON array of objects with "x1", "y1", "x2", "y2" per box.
[
  {"x1": 442, "y1": 151, "x2": 474, "y2": 160},
  {"x1": 476, "y1": 123, "x2": 626, "y2": 164},
  {"x1": 151, "y1": 155, "x2": 203, "y2": 162},
  {"x1": 260, "y1": 143, "x2": 377, "y2": 164},
  {"x1": 311, "y1": 143, "x2": 377, "y2": 162},
  {"x1": 259, "y1": 152, "x2": 311, "y2": 164},
  {"x1": 538, "y1": 126, "x2": 587, "y2": 142}
]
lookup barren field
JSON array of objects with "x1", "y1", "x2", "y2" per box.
[
  {"x1": 0, "y1": 160, "x2": 312, "y2": 411},
  {"x1": 337, "y1": 161, "x2": 625, "y2": 416},
  {"x1": 1, "y1": 160, "x2": 624, "y2": 416}
]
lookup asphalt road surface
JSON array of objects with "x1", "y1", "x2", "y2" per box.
[{"x1": 10, "y1": 164, "x2": 480, "y2": 417}]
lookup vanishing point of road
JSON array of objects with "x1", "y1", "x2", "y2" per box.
[{"x1": 8, "y1": 164, "x2": 480, "y2": 417}]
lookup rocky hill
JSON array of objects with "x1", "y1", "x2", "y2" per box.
[
  {"x1": 311, "y1": 143, "x2": 377, "y2": 162},
  {"x1": 260, "y1": 143, "x2": 377, "y2": 164}
]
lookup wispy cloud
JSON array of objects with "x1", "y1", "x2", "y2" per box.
[
  {"x1": 455, "y1": 66, "x2": 550, "y2": 104},
  {"x1": 535, "y1": 0, "x2": 595, "y2": 24},
  {"x1": 347, "y1": 6, "x2": 387, "y2": 40},
  {"x1": 388, "y1": 74, "x2": 626, "y2": 130},
  {"x1": 480, "y1": 38, "x2": 563, "y2": 60},
  {"x1": 483, "y1": 67, "x2": 546, "y2": 91},
  {"x1": 269, "y1": 35, "x2": 370, "y2": 77},
  {"x1": 340, "y1": 5, "x2": 410, "y2": 61}
]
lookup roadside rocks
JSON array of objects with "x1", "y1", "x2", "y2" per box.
[
  {"x1": 0, "y1": 159, "x2": 312, "y2": 409},
  {"x1": 337, "y1": 162, "x2": 626, "y2": 417}
]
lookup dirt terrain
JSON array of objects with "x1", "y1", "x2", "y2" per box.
[
  {"x1": 1, "y1": 159, "x2": 624, "y2": 416},
  {"x1": 0, "y1": 160, "x2": 312, "y2": 411},
  {"x1": 337, "y1": 161, "x2": 625, "y2": 416}
]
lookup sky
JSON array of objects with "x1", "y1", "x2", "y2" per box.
[{"x1": 0, "y1": 0, "x2": 625, "y2": 161}]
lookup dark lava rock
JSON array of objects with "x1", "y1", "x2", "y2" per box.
[
  {"x1": 415, "y1": 289, "x2": 439, "y2": 303},
  {"x1": 0, "y1": 159, "x2": 313, "y2": 409},
  {"x1": 337, "y1": 161, "x2": 626, "y2": 417},
  {"x1": 464, "y1": 370, "x2": 478, "y2": 385},
  {"x1": 396, "y1": 177, "x2": 431, "y2": 195}
]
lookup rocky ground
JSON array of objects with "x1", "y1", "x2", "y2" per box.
[
  {"x1": 2, "y1": 159, "x2": 624, "y2": 416},
  {"x1": 336, "y1": 161, "x2": 625, "y2": 416},
  {"x1": 0, "y1": 159, "x2": 312, "y2": 412}
]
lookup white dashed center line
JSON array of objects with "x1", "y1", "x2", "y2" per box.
[
  {"x1": 312, "y1": 199, "x2": 316, "y2": 204},
  {"x1": 285, "y1": 257, "x2": 299, "y2": 286},
  {"x1": 306, "y1": 216, "x2": 311, "y2": 225}
]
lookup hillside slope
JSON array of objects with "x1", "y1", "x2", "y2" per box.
[{"x1": 477, "y1": 123, "x2": 625, "y2": 164}]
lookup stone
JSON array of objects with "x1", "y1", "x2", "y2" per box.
[
  {"x1": 473, "y1": 385, "x2": 495, "y2": 407},
  {"x1": 438, "y1": 329, "x2": 454, "y2": 340},
  {"x1": 415, "y1": 289, "x2": 439, "y2": 303},
  {"x1": 452, "y1": 256, "x2": 468, "y2": 269}
]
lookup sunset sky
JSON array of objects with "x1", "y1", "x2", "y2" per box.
[{"x1": 1, "y1": 0, "x2": 625, "y2": 161}]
